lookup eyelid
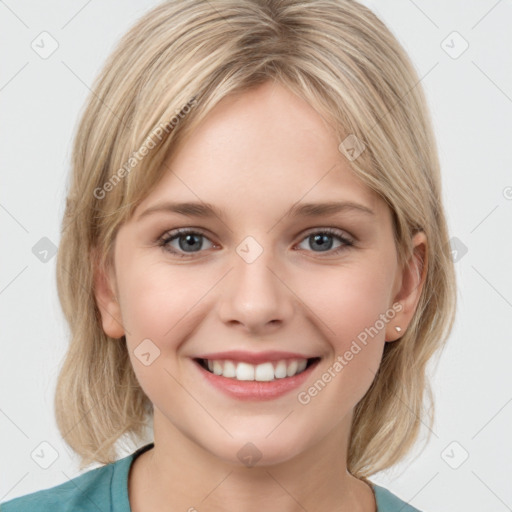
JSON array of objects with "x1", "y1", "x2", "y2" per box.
[{"x1": 300, "y1": 226, "x2": 354, "y2": 243}]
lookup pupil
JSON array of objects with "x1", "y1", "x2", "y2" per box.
[
  {"x1": 179, "y1": 234, "x2": 202, "y2": 252},
  {"x1": 311, "y1": 234, "x2": 332, "y2": 251}
]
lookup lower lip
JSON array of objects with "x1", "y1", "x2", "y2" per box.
[{"x1": 192, "y1": 358, "x2": 320, "y2": 401}]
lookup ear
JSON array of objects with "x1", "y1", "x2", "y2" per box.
[
  {"x1": 92, "y1": 246, "x2": 125, "y2": 339},
  {"x1": 386, "y1": 231, "x2": 428, "y2": 342}
]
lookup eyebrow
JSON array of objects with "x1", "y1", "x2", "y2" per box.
[{"x1": 136, "y1": 200, "x2": 375, "y2": 222}]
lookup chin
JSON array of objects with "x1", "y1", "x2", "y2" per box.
[{"x1": 207, "y1": 431, "x2": 310, "y2": 469}]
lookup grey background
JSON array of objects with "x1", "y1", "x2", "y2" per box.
[{"x1": 1, "y1": 1, "x2": 511, "y2": 510}]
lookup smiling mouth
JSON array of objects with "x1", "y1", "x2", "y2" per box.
[{"x1": 194, "y1": 357, "x2": 321, "y2": 382}]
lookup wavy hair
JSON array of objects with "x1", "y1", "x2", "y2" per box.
[{"x1": 55, "y1": 0, "x2": 457, "y2": 475}]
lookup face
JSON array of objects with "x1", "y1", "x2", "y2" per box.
[{"x1": 95, "y1": 81, "x2": 425, "y2": 467}]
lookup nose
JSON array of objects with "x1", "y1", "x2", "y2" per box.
[{"x1": 217, "y1": 239, "x2": 295, "y2": 335}]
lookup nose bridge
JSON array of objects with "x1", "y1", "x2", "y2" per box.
[
  {"x1": 218, "y1": 234, "x2": 294, "y2": 330},
  {"x1": 235, "y1": 235, "x2": 277, "y2": 291}
]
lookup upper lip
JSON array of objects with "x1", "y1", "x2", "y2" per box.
[{"x1": 193, "y1": 350, "x2": 319, "y2": 365}]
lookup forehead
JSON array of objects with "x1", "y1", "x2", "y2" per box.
[{"x1": 134, "y1": 81, "x2": 386, "y2": 221}]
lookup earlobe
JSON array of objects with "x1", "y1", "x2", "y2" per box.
[
  {"x1": 385, "y1": 232, "x2": 428, "y2": 342},
  {"x1": 92, "y1": 248, "x2": 125, "y2": 339}
]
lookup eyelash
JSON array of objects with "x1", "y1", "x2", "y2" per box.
[{"x1": 156, "y1": 227, "x2": 354, "y2": 258}]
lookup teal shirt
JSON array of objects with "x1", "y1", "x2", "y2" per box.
[{"x1": 0, "y1": 443, "x2": 421, "y2": 511}]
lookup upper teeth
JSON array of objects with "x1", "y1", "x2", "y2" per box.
[{"x1": 205, "y1": 358, "x2": 308, "y2": 381}]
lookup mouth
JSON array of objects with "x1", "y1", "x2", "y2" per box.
[
  {"x1": 192, "y1": 355, "x2": 322, "y2": 401},
  {"x1": 193, "y1": 356, "x2": 321, "y2": 382}
]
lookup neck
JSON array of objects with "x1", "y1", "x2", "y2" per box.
[{"x1": 129, "y1": 409, "x2": 376, "y2": 512}]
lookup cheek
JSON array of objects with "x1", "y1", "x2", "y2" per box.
[
  {"x1": 293, "y1": 269, "x2": 392, "y2": 413},
  {"x1": 118, "y1": 261, "x2": 206, "y2": 340},
  {"x1": 116, "y1": 261, "x2": 209, "y2": 401},
  {"x1": 303, "y1": 261, "x2": 395, "y2": 347},
  {"x1": 297, "y1": 259, "x2": 396, "y2": 402},
  {"x1": 116, "y1": 261, "x2": 219, "y2": 393}
]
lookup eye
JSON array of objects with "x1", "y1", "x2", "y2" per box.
[
  {"x1": 296, "y1": 228, "x2": 354, "y2": 255},
  {"x1": 158, "y1": 228, "x2": 215, "y2": 258},
  {"x1": 157, "y1": 227, "x2": 354, "y2": 258}
]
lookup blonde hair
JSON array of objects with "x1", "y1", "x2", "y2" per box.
[{"x1": 55, "y1": 0, "x2": 456, "y2": 476}]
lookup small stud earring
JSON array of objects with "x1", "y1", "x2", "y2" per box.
[{"x1": 395, "y1": 326, "x2": 402, "y2": 332}]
